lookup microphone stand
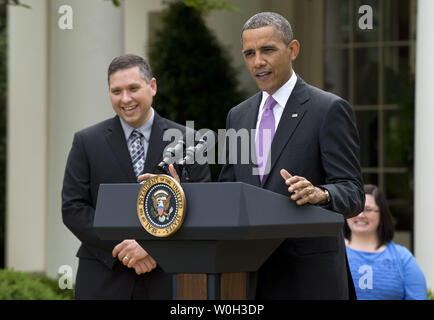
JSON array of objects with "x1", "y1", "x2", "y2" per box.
[
  {"x1": 178, "y1": 148, "x2": 208, "y2": 183},
  {"x1": 156, "y1": 163, "x2": 171, "y2": 175},
  {"x1": 156, "y1": 162, "x2": 190, "y2": 182},
  {"x1": 180, "y1": 164, "x2": 191, "y2": 182},
  {"x1": 157, "y1": 130, "x2": 213, "y2": 182}
]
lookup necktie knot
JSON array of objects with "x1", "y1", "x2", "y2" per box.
[
  {"x1": 130, "y1": 129, "x2": 143, "y2": 141},
  {"x1": 264, "y1": 95, "x2": 277, "y2": 112}
]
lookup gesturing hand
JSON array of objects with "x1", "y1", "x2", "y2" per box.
[{"x1": 280, "y1": 169, "x2": 328, "y2": 205}]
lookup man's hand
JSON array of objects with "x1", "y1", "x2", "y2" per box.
[
  {"x1": 137, "y1": 164, "x2": 180, "y2": 184},
  {"x1": 132, "y1": 255, "x2": 157, "y2": 275},
  {"x1": 112, "y1": 239, "x2": 157, "y2": 274},
  {"x1": 280, "y1": 169, "x2": 328, "y2": 205}
]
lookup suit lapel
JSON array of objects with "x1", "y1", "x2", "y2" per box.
[
  {"x1": 243, "y1": 93, "x2": 262, "y2": 187},
  {"x1": 246, "y1": 93, "x2": 261, "y2": 129},
  {"x1": 143, "y1": 112, "x2": 168, "y2": 174},
  {"x1": 260, "y1": 77, "x2": 310, "y2": 187},
  {"x1": 105, "y1": 116, "x2": 137, "y2": 182}
]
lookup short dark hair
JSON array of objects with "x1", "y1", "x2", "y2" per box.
[
  {"x1": 107, "y1": 54, "x2": 153, "y2": 84},
  {"x1": 241, "y1": 12, "x2": 294, "y2": 45},
  {"x1": 344, "y1": 184, "x2": 396, "y2": 248}
]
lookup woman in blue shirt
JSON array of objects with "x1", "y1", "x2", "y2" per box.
[{"x1": 344, "y1": 184, "x2": 427, "y2": 300}]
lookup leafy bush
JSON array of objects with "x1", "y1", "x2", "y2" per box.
[
  {"x1": 0, "y1": 269, "x2": 74, "y2": 300},
  {"x1": 149, "y1": 1, "x2": 245, "y2": 180},
  {"x1": 428, "y1": 288, "x2": 434, "y2": 300},
  {"x1": 150, "y1": 1, "x2": 244, "y2": 132}
]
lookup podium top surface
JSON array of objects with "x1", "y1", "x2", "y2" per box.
[{"x1": 94, "y1": 182, "x2": 344, "y2": 241}]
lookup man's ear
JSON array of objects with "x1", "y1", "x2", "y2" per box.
[
  {"x1": 150, "y1": 77, "x2": 157, "y2": 96},
  {"x1": 289, "y1": 39, "x2": 300, "y2": 61}
]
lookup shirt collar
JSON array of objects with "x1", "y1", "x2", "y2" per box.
[
  {"x1": 119, "y1": 107, "x2": 154, "y2": 142},
  {"x1": 261, "y1": 70, "x2": 297, "y2": 110}
]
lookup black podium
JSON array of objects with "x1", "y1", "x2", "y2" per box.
[{"x1": 94, "y1": 182, "x2": 343, "y2": 299}]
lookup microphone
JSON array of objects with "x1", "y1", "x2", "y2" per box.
[
  {"x1": 179, "y1": 130, "x2": 216, "y2": 166},
  {"x1": 157, "y1": 138, "x2": 185, "y2": 170}
]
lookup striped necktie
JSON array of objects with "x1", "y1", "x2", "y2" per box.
[{"x1": 128, "y1": 129, "x2": 145, "y2": 178}]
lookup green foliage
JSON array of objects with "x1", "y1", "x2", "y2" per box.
[
  {"x1": 181, "y1": 0, "x2": 239, "y2": 12},
  {"x1": 428, "y1": 288, "x2": 434, "y2": 300},
  {"x1": 108, "y1": 0, "x2": 239, "y2": 11},
  {"x1": 0, "y1": 269, "x2": 74, "y2": 300},
  {"x1": 149, "y1": 2, "x2": 245, "y2": 179},
  {"x1": 382, "y1": 66, "x2": 415, "y2": 229},
  {"x1": 149, "y1": 2, "x2": 244, "y2": 130},
  {"x1": 383, "y1": 68, "x2": 415, "y2": 171},
  {"x1": 5, "y1": 0, "x2": 30, "y2": 9},
  {"x1": 107, "y1": 0, "x2": 121, "y2": 7}
]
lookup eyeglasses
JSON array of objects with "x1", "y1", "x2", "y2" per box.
[{"x1": 363, "y1": 207, "x2": 379, "y2": 213}]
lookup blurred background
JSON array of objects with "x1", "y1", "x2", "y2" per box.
[{"x1": 1, "y1": 0, "x2": 432, "y2": 298}]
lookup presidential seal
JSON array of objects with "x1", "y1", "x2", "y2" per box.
[{"x1": 137, "y1": 175, "x2": 186, "y2": 237}]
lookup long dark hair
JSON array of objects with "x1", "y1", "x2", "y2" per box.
[{"x1": 344, "y1": 184, "x2": 396, "y2": 248}]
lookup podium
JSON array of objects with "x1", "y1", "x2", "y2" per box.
[{"x1": 94, "y1": 182, "x2": 343, "y2": 299}]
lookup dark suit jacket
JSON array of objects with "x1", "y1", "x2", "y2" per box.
[
  {"x1": 219, "y1": 77, "x2": 364, "y2": 299},
  {"x1": 62, "y1": 112, "x2": 211, "y2": 299}
]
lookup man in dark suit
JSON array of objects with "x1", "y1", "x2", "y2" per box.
[
  {"x1": 61, "y1": 54, "x2": 210, "y2": 299},
  {"x1": 219, "y1": 12, "x2": 364, "y2": 299}
]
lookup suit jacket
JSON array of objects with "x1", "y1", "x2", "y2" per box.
[
  {"x1": 219, "y1": 77, "x2": 364, "y2": 299},
  {"x1": 62, "y1": 112, "x2": 211, "y2": 299}
]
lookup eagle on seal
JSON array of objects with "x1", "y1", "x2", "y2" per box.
[{"x1": 152, "y1": 190, "x2": 171, "y2": 222}]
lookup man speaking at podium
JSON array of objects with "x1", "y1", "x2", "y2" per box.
[
  {"x1": 219, "y1": 12, "x2": 364, "y2": 299},
  {"x1": 61, "y1": 54, "x2": 210, "y2": 299}
]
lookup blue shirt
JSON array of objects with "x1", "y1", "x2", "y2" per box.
[
  {"x1": 119, "y1": 107, "x2": 155, "y2": 161},
  {"x1": 346, "y1": 242, "x2": 427, "y2": 300}
]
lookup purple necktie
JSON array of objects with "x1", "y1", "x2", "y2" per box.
[{"x1": 256, "y1": 95, "x2": 277, "y2": 181}]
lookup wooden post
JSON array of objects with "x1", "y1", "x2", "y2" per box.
[
  {"x1": 176, "y1": 272, "x2": 246, "y2": 300},
  {"x1": 177, "y1": 274, "x2": 207, "y2": 300}
]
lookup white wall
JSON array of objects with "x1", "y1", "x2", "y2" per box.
[
  {"x1": 124, "y1": 0, "x2": 263, "y2": 96},
  {"x1": 7, "y1": 0, "x2": 124, "y2": 281},
  {"x1": 45, "y1": 0, "x2": 124, "y2": 279},
  {"x1": 205, "y1": 0, "x2": 263, "y2": 96},
  {"x1": 124, "y1": 0, "x2": 164, "y2": 58},
  {"x1": 7, "y1": 0, "x2": 48, "y2": 272},
  {"x1": 415, "y1": 0, "x2": 434, "y2": 292}
]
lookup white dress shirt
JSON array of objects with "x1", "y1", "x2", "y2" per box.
[
  {"x1": 255, "y1": 71, "x2": 298, "y2": 137},
  {"x1": 119, "y1": 107, "x2": 155, "y2": 161}
]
